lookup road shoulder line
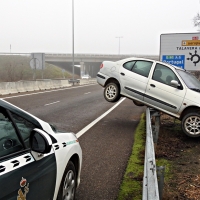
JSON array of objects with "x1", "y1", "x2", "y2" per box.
[{"x1": 76, "y1": 98, "x2": 126, "y2": 138}]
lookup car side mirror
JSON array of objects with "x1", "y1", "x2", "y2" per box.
[
  {"x1": 171, "y1": 80, "x2": 183, "y2": 90},
  {"x1": 171, "y1": 80, "x2": 180, "y2": 87},
  {"x1": 30, "y1": 128, "x2": 52, "y2": 154}
]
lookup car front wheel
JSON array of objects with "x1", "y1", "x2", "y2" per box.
[
  {"x1": 104, "y1": 82, "x2": 120, "y2": 102},
  {"x1": 181, "y1": 112, "x2": 200, "y2": 137},
  {"x1": 57, "y1": 161, "x2": 77, "y2": 200}
]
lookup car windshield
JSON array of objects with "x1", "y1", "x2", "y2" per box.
[{"x1": 176, "y1": 69, "x2": 200, "y2": 91}]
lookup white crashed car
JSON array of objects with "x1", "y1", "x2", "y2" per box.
[
  {"x1": 97, "y1": 57, "x2": 200, "y2": 137},
  {"x1": 0, "y1": 99, "x2": 82, "y2": 200}
]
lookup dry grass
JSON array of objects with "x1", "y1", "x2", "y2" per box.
[{"x1": 156, "y1": 114, "x2": 200, "y2": 200}]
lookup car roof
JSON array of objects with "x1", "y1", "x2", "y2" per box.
[{"x1": 117, "y1": 57, "x2": 185, "y2": 72}]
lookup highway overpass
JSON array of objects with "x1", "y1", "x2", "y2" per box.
[{"x1": 45, "y1": 53, "x2": 159, "y2": 78}]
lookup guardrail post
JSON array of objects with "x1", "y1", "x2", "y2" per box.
[
  {"x1": 150, "y1": 109, "x2": 160, "y2": 148},
  {"x1": 157, "y1": 166, "x2": 165, "y2": 200}
]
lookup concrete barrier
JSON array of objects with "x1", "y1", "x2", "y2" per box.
[
  {"x1": 51, "y1": 80, "x2": 62, "y2": 89},
  {"x1": 16, "y1": 81, "x2": 27, "y2": 93},
  {"x1": 0, "y1": 82, "x2": 11, "y2": 95},
  {"x1": 0, "y1": 82, "x2": 19, "y2": 95},
  {"x1": 89, "y1": 78, "x2": 97, "y2": 84},
  {"x1": 23, "y1": 81, "x2": 39, "y2": 92},
  {"x1": 45, "y1": 80, "x2": 53, "y2": 89},
  {"x1": 37, "y1": 80, "x2": 53, "y2": 90},
  {"x1": 61, "y1": 80, "x2": 72, "y2": 87},
  {"x1": 36, "y1": 80, "x2": 46, "y2": 90},
  {"x1": 0, "y1": 78, "x2": 97, "y2": 96},
  {"x1": 79, "y1": 79, "x2": 89, "y2": 85},
  {"x1": 80, "y1": 78, "x2": 97, "y2": 85},
  {"x1": 7, "y1": 82, "x2": 18, "y2": 94}
]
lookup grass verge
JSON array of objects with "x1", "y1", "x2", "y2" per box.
[{"x1": 117, "y1": 113, "x2": 146, "y2": 200}]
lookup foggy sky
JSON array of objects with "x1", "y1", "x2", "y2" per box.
[{"x1": 0, "y1": 0, "x2": 199, "y2": 55}]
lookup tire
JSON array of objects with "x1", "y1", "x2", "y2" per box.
[
  {"x1": 104, "y1": 82, "x2": 121, "y2": 102},
  {"x1": 181, "y1": 112, "x2": 200, "y2": 137},
  {"x1": 133, "y1": 100, "x2": 144, "y2": 107},
  {"x1": 57, "y1": 161, "x2": 77, "y2": 200}
]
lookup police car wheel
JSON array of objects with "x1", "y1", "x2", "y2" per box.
[{"x1": 57, "y1": 161, "x2": 77, "y2": 200}]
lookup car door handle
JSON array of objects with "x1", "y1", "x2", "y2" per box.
[
  {"x1": 120, "y1": 72, "x2": 125, "y2": 76},
  {"x1": 150, "y1": 84, "x2": 155, "y2": 87}
]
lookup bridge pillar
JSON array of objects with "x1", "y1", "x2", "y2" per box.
[{"x1": 80, "y1": 62, "x2": 85, "y2": 77}]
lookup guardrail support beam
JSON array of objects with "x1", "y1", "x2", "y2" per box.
[
  {"x1": 150, "y1": 109, "x2": 160, "y2": 146},
  {"x1": 157, "y1": 166, "x2": 165, "y2": 200}
]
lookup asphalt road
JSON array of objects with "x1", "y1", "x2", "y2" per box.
[
  {"x1": 4, "y1": 84, "x2": 114, "y2": 133},
  {"x1": 3, "y1": 84, "x2": 145, "y2": 200}
]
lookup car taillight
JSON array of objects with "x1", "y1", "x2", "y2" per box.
[{"x1": 100, "y1": 63, "x2": 103, "y2": 69}]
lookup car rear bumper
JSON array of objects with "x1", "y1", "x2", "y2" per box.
[{"x1": 96, "y1": 72, "x2": 109, "y2": 87}]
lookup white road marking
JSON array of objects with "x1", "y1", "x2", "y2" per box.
[
  {"x1": 45, "y1": 101, "x2": 60, "y2": 106},
  {"x1": 84, "y1": 92, "x2": 91, "y2": 95},
  {"x1": 2, "y1": 84, "x2": 97, "y2": 99},
  {"x1": 76, "y1": 98, "x2": 126, "y2": 138}
]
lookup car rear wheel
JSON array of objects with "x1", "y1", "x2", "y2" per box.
[
  {"x1": 104, "y1": 82, "x2": 120, "y2": 102},
  {"x1": 181, "y1": 112, "x2": 200, "y2": 137},
  {"x1": 57, "y1": 161, "x2": 77, "y2": 200}
]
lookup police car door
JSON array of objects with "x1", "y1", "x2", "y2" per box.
[{"x1": 0, "y1": 107, "x2": 57, "y2": 200}]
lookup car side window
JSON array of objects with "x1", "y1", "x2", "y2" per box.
[
  {"x1": 131, "y1": 61, "x2": 153, "y2": 77},
  {"x1": 10, "y1": 112, "x2": 37, "y2": 148},
  {"x1": 152, "y1": 63, "x2": 180, "y2": 86},
  {"x1": 0, "y1": 108, "x2": 23, "y2": 158},
  {"x1": 123, "y1": 61, "x2": 136, "y2": 70}
]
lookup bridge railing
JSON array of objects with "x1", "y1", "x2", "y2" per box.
[
  {"x1": 45, "y1": 53, "x2": 159, "y2": 59},
  {"x1": 143, "y1": 108, "x2": 164, "y2": 200}
]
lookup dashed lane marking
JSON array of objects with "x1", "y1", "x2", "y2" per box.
[{"x1": 45, "y1": 101, "x2": 60, "y2": 106}]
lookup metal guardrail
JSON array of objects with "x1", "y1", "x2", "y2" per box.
[
  {"x1": 68, "y1": 79, "x2": 80, "y2": 84},
  {"x1": 143, "y1": 108, "x2": 164, "y2": 200}
]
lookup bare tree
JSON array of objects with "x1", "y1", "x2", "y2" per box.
[
  {"x1": 5, "y1": 62, "x2": 17, "y2": 82},
  {"x1": 193, "y1": 12, "x2": 200, "y2": 31}
]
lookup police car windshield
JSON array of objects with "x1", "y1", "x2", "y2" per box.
[{"x1": 176, "y1": 69, "x2": 200, "y2": 89}]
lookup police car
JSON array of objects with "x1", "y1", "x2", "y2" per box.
[{"x1": 0, "y1": 99, "x2": 82, "y2": 200}]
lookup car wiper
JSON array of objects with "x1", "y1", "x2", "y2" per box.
[{"x1": 190, "y1": 88, "x2": 200, "y2": 92}]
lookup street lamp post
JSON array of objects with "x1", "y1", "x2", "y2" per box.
[
  {"x1": 116, "y1": 36, "x2": 123, "y2": 54},
  {"x1": 72, "y1": 0, "x2": 74, "y2": 83}
]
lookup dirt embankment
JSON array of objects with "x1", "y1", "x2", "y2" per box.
[{"x1": 155, "y1": 114, "x2": 200, "y2": 200}]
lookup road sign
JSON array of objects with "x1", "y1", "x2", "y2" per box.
[
  {"x1": 162, "y1": 55, "x2": 185, "y2": 69},
  {"x1": 30, "y1": 53, "x2": 45, "y2": 70},
  {"x1": 30, "y1": 58, "x2": 39, "y2": 69},
  {"x1": 160, "y1": 33, "x2": 200, "y2": 70}
]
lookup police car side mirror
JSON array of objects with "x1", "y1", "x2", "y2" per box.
[{"x1": 30, "y1": 128, "x2": 52, "y2": 154}]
